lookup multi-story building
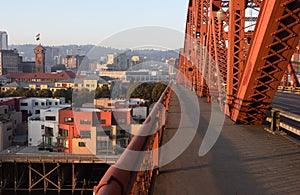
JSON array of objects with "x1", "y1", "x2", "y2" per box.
[
  {"x1": 0, "y1": 49, "x2": 22, "y2": 75},
  {"x1": 0, "y1": 31, "x2": 8, "y2": 50},
  {"x1": 62, "y1": 55, "x2": 86, "y2": 69},
  {"x1": 5, "y1": 70, "x2": 76, "y2": 82},
  {"x1": 58, "y1": 107, "x2": 112, "y2": 153},
  {"x1": 107, "y1": 54, "x2": 115, "y2": 65},
  {"x1": 99, "y1": 71, "x2": 126, "y2": 80},
  {"x1": 0, "y1": 104, "x2": 22, "y2": 150},
  {"x1": 28, "y1": 106, "x2": 67, "y2": 148},
  {"x1": 57, "y1": 106, "x2": 133, "y2": 154},
  {"x1": 20, "y1": 97, "x2": 66, "y2": 117},
  {"x1": 44, "y1": 47, "x2": 60, "y2": 72}
]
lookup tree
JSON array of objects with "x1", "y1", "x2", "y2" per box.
[
  {"x1": 37, "y1": 89, "x2": 53, "y2": 98},
  {"x1": 23, "y1": 89, "x2": 36, "y2": 97},
  {"x1": 129, "y1": 82, "x2": 154, "y2": 100},
  {"x1": 151, "y1": 82, "x2": 167, "y2": 102},
  {"x1": 95, "y1": 85, "x2": 111, "y2": 99},
  {"x1": 72, "y1": 88, "x2": 94, "y2": 107},
  {"x1": 5, "y1": 89, "x2": 21, "y2": 97},
  {"x1": 53, "y1": 88, "x2": 72, "y2": 103}
]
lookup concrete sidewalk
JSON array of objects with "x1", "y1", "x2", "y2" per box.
[{"x1": 154, "y1": 85, "x2": 300, "y2": 195}]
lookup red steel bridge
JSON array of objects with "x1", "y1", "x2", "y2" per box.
[{"x1": 94, "y1": 0, "x2": 300, "y2": 194}]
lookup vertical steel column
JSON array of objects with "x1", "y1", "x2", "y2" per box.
[{"x1": 227, "y1": 0, "x2": 246, "y2": 115}]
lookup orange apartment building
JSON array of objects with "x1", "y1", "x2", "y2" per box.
[{"x1": 57, "y1": 107, "x2": 131, "y2": 154}]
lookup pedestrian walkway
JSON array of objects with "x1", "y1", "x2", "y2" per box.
[{"x1": 154, "y1": 85, "x2": 300, "y2": 195}]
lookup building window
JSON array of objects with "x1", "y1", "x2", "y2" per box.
[
  {"x1": 41, "y1": 125, "x2": 44, "y2": 129},
  {"x1": 80, "y1": 120, "x2": 91, "y2": 125},
  {"x1": 55, "y1": 102, "x2": 58, "y2": 105},
  {"x1": 64, "y1": 117, "x2": 74, "y2": 122},
  {"x1": 7, "y1": 126, "x2": 12, "y2": 131},
  {"x1": 21, "y1": 103, "x2": 28, "y2": 106},
  {"x1": 78, "y1": 142, "x2": 86, "y2": 147},
  {"x1": 41, "y1": 102, "x2": 45, "y2": 106},
  {"x1": 59, "y1": 129, "x2": 68, "y2": 138},
  {"x1": 49, "y1": 102, "x2": 52, "y2": 105},
  {"x1": 35, "y1": 102, "x2": 38, "y2": 106},
  {"x1": 80, "y1": 130, "x2": 91, "y2": 138},
  {"x1": 99, "y1": 119, "x2": 106, "y2": 124},
  {"x1": 35, "y1": 110, "x2": 40, "y2": 114},
  {"x1": 45, "y1": 116, "x2": 56, "y2": 121}
]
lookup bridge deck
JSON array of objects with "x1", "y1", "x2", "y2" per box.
[{"x1": 154, "y1": 85, "x2": 300, "y2": 194}]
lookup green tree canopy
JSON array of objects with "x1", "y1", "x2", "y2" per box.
[{"x1": 37, "y1": 89, "x2": 53, "y2": 98}]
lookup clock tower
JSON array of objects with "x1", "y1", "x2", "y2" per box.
[{"x1": 34, "y1": 44, "x2": 46, "y2": 73}]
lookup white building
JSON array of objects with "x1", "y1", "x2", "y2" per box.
[
  {"x1": 28, "y1": 106, "x2": 69, "y2": 147},
  {"x1": 0, "y1": 31, "x2": 8, "y2": 50},
  {"x1": 20, "y1": 97, "x2": 66, "y2": 116}
]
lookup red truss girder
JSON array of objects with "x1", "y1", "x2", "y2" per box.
[{"x1": 232, "y1": 0, "x2": 300, "y2": 124}]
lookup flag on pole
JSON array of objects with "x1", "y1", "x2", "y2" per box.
[{"x1": 35, "y1": 33, "x2": 40, "y2": 41}]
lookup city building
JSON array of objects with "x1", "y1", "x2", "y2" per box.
[
  {"x1": 125, "y1": 70, "x2": 169, "y2": 82},
  {"x1": 5, "y1": 70, "x2": 76, "y2": 82},
  {"x1": 20, "y1": 97, "x2": 66, "y2": 117},
  {"x1": 107, "y1": 54, "x2": 115, "y2": 65},
  {"x1": 28, "y1": 106, "x2": 67, "y2": 148},
  {"x1": 99, "y1": 71, "x2": 126, "y2": 80},
  {"x1": 0, "y1": 49, "x2": 22, "y2": 75},
  {"x1": 0, "y1": 31, "x2": 8, "y2": 50},
  {"x1": 34, "y1": 45, "x2": 46, "y2": 73},
  {"x1": 0, "y1": 104, "x2": 22, "y2": 150},
  {"x1": 20, "y1": 61, "x2": 35, "y2": 73},
  {"x1": 62, "y1": 55, "x2": 86, "y2": 69},
  {"x1": 58, "y1": 107, "x2": 112, "y2": 153},
  {"x1": 0, "y1": 75, "x2": 8, "y2": 85},
  {"x1": 131, "y1": 56, "x2": 141, "y2": 66},
  {"x1": 44, "y1": 47, "x2": 60, "y2": 72},
  {"x1": 166, "y1": 58, "x2": 178, "y2": 80}
]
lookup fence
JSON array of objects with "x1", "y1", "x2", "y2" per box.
[
  {"x1": 265, "y1": 108, "x2": 300, "y2": 136},
  {"x1": 278, "y1": 86, "x2": 300, "y2": 94}
]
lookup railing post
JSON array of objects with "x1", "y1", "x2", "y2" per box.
[{"x1": 271, "y1": 110, "x2": 280, "y2": 132}]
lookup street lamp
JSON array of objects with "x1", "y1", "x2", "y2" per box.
[{"x1": 217, "y1": 8, "x2": 226, "y2": 22}]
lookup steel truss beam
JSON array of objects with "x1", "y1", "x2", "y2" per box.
[{"x1": 232, "y1": 0, "x2": 300, "y2": 124}]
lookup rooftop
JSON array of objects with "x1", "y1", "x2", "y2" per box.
[{"x1": 5, "y1": 71, "x2": 76, "y2": 80}]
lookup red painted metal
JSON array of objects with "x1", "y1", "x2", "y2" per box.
[
  {"x1": 177, "y1": 0, "x2": 300, "y2": 125},
  {"x1": 232, "y1": 0, "x2": 300, "y2": 124},
  {"x1": 226, "y1": 0, "x2": 246, "y2": 116}
]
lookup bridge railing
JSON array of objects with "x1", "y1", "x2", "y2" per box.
[
  {"x1": 278, "y1": 86, "x2": 300, "y2": 94},
  {"x1": 94, "y1": 83, "x2": 172, "y2": 195},
  {"x1": 265, "y1": 108, "x2": 300, "y2": 136}
]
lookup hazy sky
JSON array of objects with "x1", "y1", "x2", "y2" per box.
[{"x1": 0, "y1": 0, "x2": 188, "y2": 48}]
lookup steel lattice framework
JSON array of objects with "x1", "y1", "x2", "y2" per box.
[{"x1": 177, "y1": 0, "x2": 300, "y2": 124}]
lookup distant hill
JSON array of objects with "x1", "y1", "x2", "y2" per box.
[{"x1": 9, "y1": 44, "x2": 179, "y2": 62}]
